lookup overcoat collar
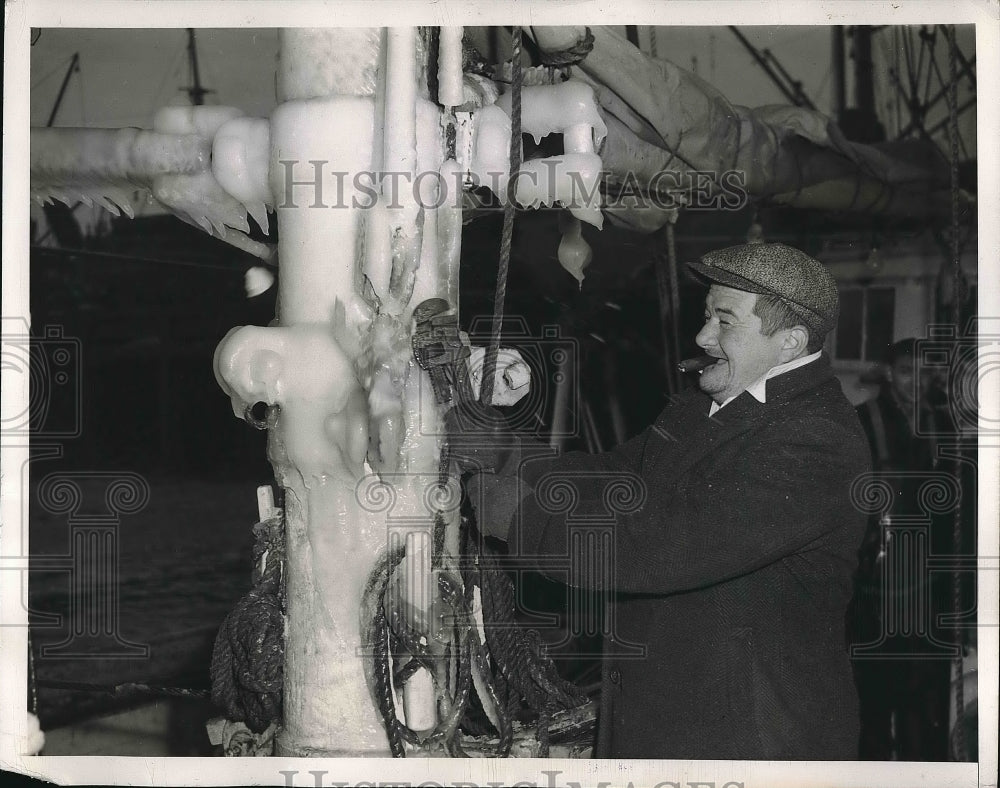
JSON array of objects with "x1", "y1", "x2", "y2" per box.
[{"x1": 651, "y1": 353, "x2": 837, "y2": 472}]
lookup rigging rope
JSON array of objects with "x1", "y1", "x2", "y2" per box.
[
  {"x1": 371, "y1": 513, "x2": 588, "y2": 757},
  {"x1": 480, "y1": 26, "x2": 523, "y2": 407},
  {"x1": 944, "y1": 23, "x2": 966, "y2": 763},
  {"x1": 210, "y1": 514, "x2": 286, "y2": 734},
  {"x1": 28, "y1": 631, "x2": 38, "y2": 716},
  {"x1": 371, "y1": 536, "x2": 479, "y2": 758},
  {"x1": 665, "y1": 221, "x2": 681, "y2": 391}
]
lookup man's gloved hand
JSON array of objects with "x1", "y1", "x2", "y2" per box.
[
  {"x1": 465, "y1": 471, "x2": 528, "y2": 541},
  {"x1": 443, "y1": 400, "x2": 520, "y2": 475},
  {"x1": 445, "y1": 400, "x2": 525, "y2": 542}
]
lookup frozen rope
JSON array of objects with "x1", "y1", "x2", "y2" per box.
[
  {"x1": 369, "y1": 517, "x2": 587, "y2": 757},
  {"x1": 210, "y1": 514, "x2": 285, "y2": 734},
  {"x1": 371, "y1": 545, "x2": 476, "y2": 757},
  {"x1": 478, "y1": 547, "x2": 589, "y2": 716}
]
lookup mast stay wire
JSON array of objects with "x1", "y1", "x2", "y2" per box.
[
  {"x1": 944, "y1": 22, "x2": 967, "y2": 763},
  {"x1": 31, "y1": 53, "x2": 77, "y2": 92}
]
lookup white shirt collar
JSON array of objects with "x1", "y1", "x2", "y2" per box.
[{"x1": 708, "y1": 350, "x2": 822, "y2": 415}]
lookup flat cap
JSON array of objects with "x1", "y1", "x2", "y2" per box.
[{"x1": 687, "y1": 242, "x2": 839, "y2": 336}]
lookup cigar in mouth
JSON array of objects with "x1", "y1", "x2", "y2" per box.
[{"x1": 677, "y1": 355, "x2": 722, "y2": 374}]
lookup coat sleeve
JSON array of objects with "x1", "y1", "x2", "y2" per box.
[
  {"x1": 472, "y1": 418, "x2": 652, "y2": 539},
  {"x1": 507, "y1": 414, "x2": 870, "y2": 594}
]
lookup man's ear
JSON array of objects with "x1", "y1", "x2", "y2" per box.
[{"x1": 779, "y1": 325, "x2": 810, "y2": 360}]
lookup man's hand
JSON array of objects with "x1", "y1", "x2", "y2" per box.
[
  {"x1": 444, "y1": 400, "x2": 520, "y2": 475},
  {"x1": 445, "y1": 400, "x2": 525, "y2": 542},
  {"x1": 464, "y1": 472, "x2": 527, "y2": 541}
]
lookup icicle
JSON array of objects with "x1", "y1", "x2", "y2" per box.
[
  {"x1": 437, "y1": 27, "x2": 464, "y2": 108},
  {"x1": 557, "y1": 210, "x2": 593, "y2": 285},
  {"x1": 212, "y1": 116, "x2": 273, "y2": 235},
  {"x1": 95, "y1": 195, "x2": 121, "y2": 217},
  {"x1": 196, "y1": 215, "x2": 214, "y2": 236},
  {"x1": 515, "y1": 152, "x2": 604, "y2": 228},
  {"x1": 245, "y1": 266, "x2": 276, "y2": 298}
]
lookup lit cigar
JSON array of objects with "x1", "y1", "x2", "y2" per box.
[{"x1": 677, "y1": 355, "x2": 721, "y2": 373}]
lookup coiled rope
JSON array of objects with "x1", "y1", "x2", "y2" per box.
[
  {"x1": 476, "y1": 545, "x2": 589, "y2": 757},
  {"x1": 371, "y1": 538, "x2": 477, "y2": 758},
  {"x1": 370, "y1": 510, "x2": 588, "y2": 757},
  {"x1": 210, "y1": 514, "x2": 286, "y2": 734}
]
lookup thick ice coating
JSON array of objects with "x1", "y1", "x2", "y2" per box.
[
  {"x1": 495, "y1": 80, "x2": 607, "y2": 150},
  {"x1": 515, "y1": 152, "x2": 604, "y2": 228},
  {"x1": 469, "y1": 85, "x2": 606, "y2": 229},
  {"x1": 213, "y1": 116, "x2": 273, "y2": 233},
  {"x1": 214, "y1": 324, "x2": 368, "y2": 482},
  {"x1": 151, "y1": 105, "x2": 273, "y2": 259}
]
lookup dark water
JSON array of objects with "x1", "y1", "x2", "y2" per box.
[{"x1": 28, "y1": 477, "x2": 260, "y2": 731}]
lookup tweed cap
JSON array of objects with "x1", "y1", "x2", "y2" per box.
[{"x1": 687, "y1": 242, "x2": 839, "y2": 336}]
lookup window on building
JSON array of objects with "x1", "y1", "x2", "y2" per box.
[{"x1": 833, "y1": 286, "x2": 896, "y2": 361}]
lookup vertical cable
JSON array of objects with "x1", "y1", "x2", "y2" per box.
[
  {"x1": 28, "y1": 632, "x2": 38, "y2": 716},
  {"x1": 945, "y1": 23, "x2": 966, "y2": 762},
  {"x1": 666, "y1": 221, "x2": 682, "y2": 391},
  {"x1": 481, "y1": 27, "x2": 522, "y2": 406}
]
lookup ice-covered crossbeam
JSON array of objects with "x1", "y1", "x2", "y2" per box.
[
  {"x1": 495, "y1": 81, "x2": 607, "y2": 153},
  {"x1": 466, "y1": 80, "x2": 607, "y2": 229},
  {"x1": 30, "y1": 127, "x2": 211, "y2": 217},
  {"x1": 152, "y1": 106, "x2": 275, "y2": 242},
  {"x1": 29, "y1": 106, "x2": 275, "y2": 262}
]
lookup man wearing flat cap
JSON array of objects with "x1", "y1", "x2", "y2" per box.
[{"x1": 449, "y1": 242, "x2": 871, "y2": 759}]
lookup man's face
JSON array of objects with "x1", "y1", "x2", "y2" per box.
[
  {"x1": 695, "y1": 285, "x2": 789, "y2": 404},
  {"x1": 888, "y1": 357, "x2": 916, "y2": 405}
]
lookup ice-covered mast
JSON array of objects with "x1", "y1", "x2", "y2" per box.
[
  {"x1": 213, "y1": 28, "x2": 606, "y2": 754},
  {"x1": 213, "y1": 27, "x2": 463, "y2": 755},
  {"x1": 27, "y1": 25, "x2": 610, "y2": 755}
]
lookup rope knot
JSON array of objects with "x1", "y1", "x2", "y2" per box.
[{"x1": 210, "y1": 512, "x2": 286, "y2": 736}]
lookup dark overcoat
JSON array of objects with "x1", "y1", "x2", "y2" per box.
[{"x1": 502, "y1": 354, "x2": 871, "y2": 759}]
